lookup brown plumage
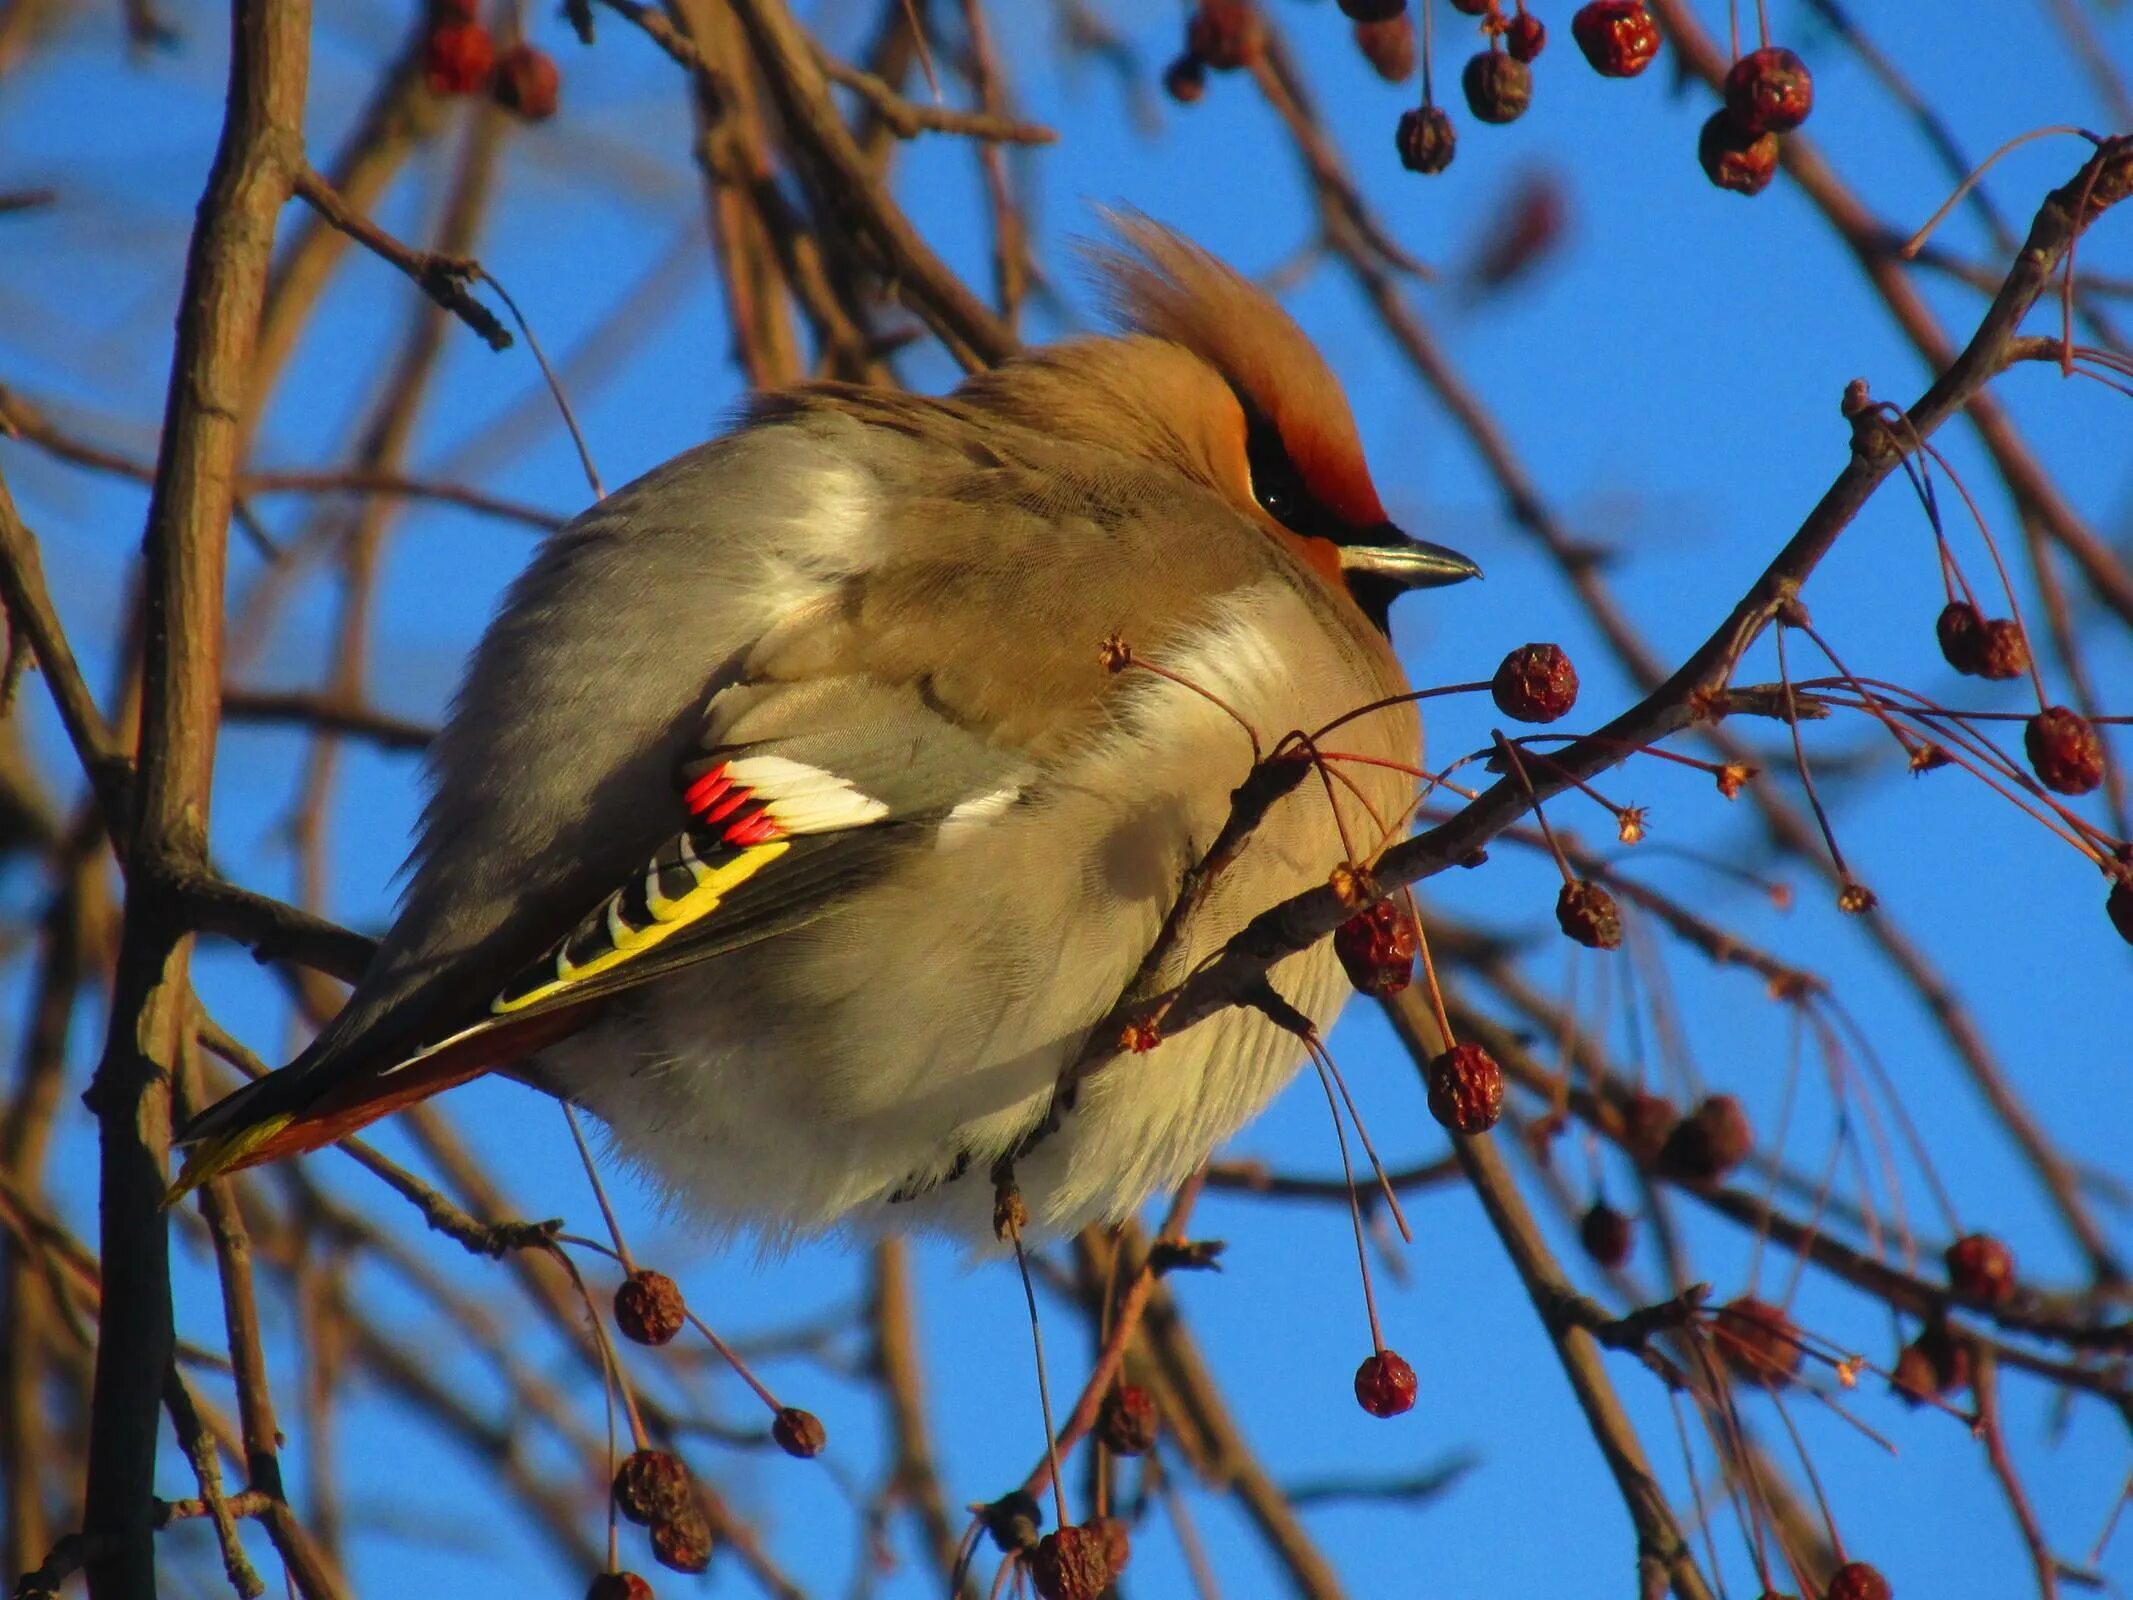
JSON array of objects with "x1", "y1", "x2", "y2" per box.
[{"x1": 173, "y1": 219, "x2": 1480, "y2": 1239}]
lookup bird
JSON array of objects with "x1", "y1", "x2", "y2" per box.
[{"x1": 172, "y1": 218, "x2": 1480, "y2": 1243}]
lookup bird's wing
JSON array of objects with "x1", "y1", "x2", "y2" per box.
[{"x1": 169, "y1": 671, "x2": 1034, "y2": 1194}]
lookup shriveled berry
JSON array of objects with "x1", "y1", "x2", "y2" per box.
[
  {"x1": 1427, "y1": 1042, "x2": 1505, "y2": 1134},
  {"x1": 1826, "y1": 1562, "x2": 1892, "y2": 1600},
  {"x1": 1712, "y1": 1295, "x2": 1803, "y2": 1385},
  {"x1": 981, "y1": 1490, "x2": 1044, "y2": 1554},
  {"x1": 1334, "y1": 898, "x2": 1419, "y2": 996},
  {"x1": 1163, "y1": 52, "x2": 1208, "y2": 104},
  {"x1": 614, "y1": 1269, "x2": 686, "y2": 1346},
  {"x1": 1396, "y1": 105, "x2": 1458, "y2": 174},
  {"x1": 1353, "y1": 16, "x2": 1415, "y2": 81},
  {"x1": 1890, "y1": 1323, "x2": 1970, "y2": 1404},
  {"x1": 1571, "y1": 0, "x2": 1660, "y2": 77},
  {"x1": 1338, "y1": 0, "x2": 1405, "y2": 18},
  {"x1": 1186, "y1": 0, "x2": 1262, "y2": 71},
  {"x1": 2025, "y1": 706, "x2": 2104, "y2": 795},
  {"x1": 1935, "y1": 600, "x2": 1982, "y2": 673},
  {"x1": 1620, "y1": 1091, "x2": 1676, "y2": 1162},
  {"x1": 1097, "y1": 1384, "x2": 1159, "y2": 1455},
  {"x1": 493, "y1": 42, "x2": 560, "y2": 120},
  {"x1": 1658, "y1": 1094, "x2": 1751, "y2": 1184},
  {"x1": 1353, "y1": 1349, "x2": 1418, "y2": 1417},
  {"x1": 2109, "y1": 880, "x2": 2133, "y2": 945},
  {"x1": 1724, "y1": 45, "x2": 1813, "y2": 134},
  {"x1": 1462, "y1": 49, "x2": 1533, "y2": 123},
  {"x1": 1580, "y1": 1201, "x2": 1634, "y2": 1269},
  {"x1": 1944, "y1": 1232, "x2": 2015, "y2": 1308},
  {"x1": 587, "y1": 1574, "x2": 654, "y2": 1600},
  {"x1": 650, "y1": 1506, "x2": 712, "y2": 1576},
  {"x1": 771, "y1": 1406, "x2": 826, "y2": 1458},
  {"x1": 424, "y1": 19, "x2": 496, "y2": 95},
  {"x1": 1505, "y1": 10, "x2": 1545, "y2": 60},
  {"x1": 1556, "y1": 879, "x2": 1622, "y2": 950},
  {"x1": 1030, "y1": 1522, "x2": 1116, "y2": 1600},
  {"x1": 614, "y1": 1450, "x2": 692, "y2": 1526},
  {"x1": 1492, "y1": 642, "x2": 1578, "y2": 722},
  {"x1": 1976, "y1": 618, "x2": 2030, "y2": 680},
  {"x1": 1698, "y1": 110, "x2": 1779, "y2": 196}
]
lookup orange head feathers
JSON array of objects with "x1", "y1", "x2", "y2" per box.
[
  {"x1": 1006, "y1": 213, "x2": 1484, "y2": 626},
  {"x1": 1089, "y1": 213, "x2": 1389, "y2": 530}
]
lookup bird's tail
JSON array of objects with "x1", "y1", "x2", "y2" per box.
[{"x1": 165, "y1": 1005, "x2": 592, "y2": 1204}]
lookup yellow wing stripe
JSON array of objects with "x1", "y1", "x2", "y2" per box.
[
  {"x1": 165, "y1": 1111, "x2": 297, "y2": 1206},
  {"x1": 491, "y1": 838, "x2": 791, "y2": 1015}
]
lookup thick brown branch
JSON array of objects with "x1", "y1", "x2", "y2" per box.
[{"x1": 83, "y1": 5, "x2": 311, "y2": 1595}]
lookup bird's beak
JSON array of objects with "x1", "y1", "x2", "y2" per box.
[{"x1": 1337, "y1": 523, "x2": 1484, "y2": 591}]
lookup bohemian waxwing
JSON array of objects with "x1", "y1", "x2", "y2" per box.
[{"x1": 174, "y1": 218, "x2": 1480, "y2": 1241}]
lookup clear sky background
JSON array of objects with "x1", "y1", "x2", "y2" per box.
[{"x1": 2, "y1": 2, "x2": 2129, "y2": 1597}]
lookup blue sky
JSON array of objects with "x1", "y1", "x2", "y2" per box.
[{"x1": 2, "y1": 2, "x2": 2129, "y2": 1597}]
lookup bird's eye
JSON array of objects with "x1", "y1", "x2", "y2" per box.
[{"x1": 1247, "y1": 437, "x2": 1312, "y2": 532}]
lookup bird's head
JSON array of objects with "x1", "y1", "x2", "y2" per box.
[{"x1": 969, "y1": 214, "x2": 1480, "y2": 630}]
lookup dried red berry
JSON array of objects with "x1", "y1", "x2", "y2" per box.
[
  {"x1": 1890, "y1": 1323, "x2": 1970, "y2": 1404},
  {"x1": 1976, "y1": 617, "x2": 2030, "y2": 680},
  {"x1": 614, "y1": 1270, "x2": 686, "y2": 1346},
  {"x1": 1427, "y1": 1042, "x2": 1505, "y2": 1134},
  {"x1": 771, "y1": 1406, "x2": 826, "y2": 1458},
  {"x1": 1353, "y1": 16, "x2": 1416, "y2": 81},
  {"x1": 424, "y1": 19, "x2": 496, "y2": 95},
  {"x1": 981, "y1": 1490, "x2": 1044, "y2": 1553},
  {"x1": 1334, "y1": 898, "x2": 1419, "y2": 996},
  {"x1": 1570, "y1": 0, "x2": 1660, "y2": 77},
  {"x1": 1353, "y1": 1349, "x2": 1418, "y2": 1417},
  {"x1": 1934, "y1": 600, "x2": 1981, "y2": 672},
  {"x1": 1555, "y1": 879, "x2": 1622, "y2": 950},
  {"x1": 1097, "y1": 1384, "x2": 1159, "y2": 1455},
  {"x1": 2109, "y1": 880, "x2": 2133, "y2": 945},
  {"x1": 650, "y1": 1507, "x2": 712, "y2": 1576},
  {"x1": 1186, "y1": 0, "x2": 1262, "y2": 71},
  {"x1": 494, "y1": 42, "x2": 560, "y2": 120},
  {"x1": 1396, "y1": 105, "x2": 1458, "y2": 174},
  {"x1": 1462, "y1": 49, "x2": 1533, "y2": 123},
  {"x1": 1447, "y1": 0, "x2": 1494, "y2": 14},
  {"x1": 1697, "y1": 110, "x2": 1779, "y2": 196},
  {"x1": 1338, "y1": 0, "x2": 1406, "y2": 18},
  {"x1": 1580, "y1": 1201, "x2": 1634, "y2": 1269},
  {"x1": 1712, "y1": 1295, "x2": 1803, "y2": 1386},
  {"x1": 586, "y1": 1574, "x2": 654, "y2": 1600},
  {"x1": 1724, "y1": 45, "x2": 1813, "y2": 134},
  {"x1": 1030, "y1": 1523, "x2": 1116, "y2": 1600},
  {"x1": 613, "y1": 1451, "x2": 692, "y2": 1527},
  {"x1": 1944, "y1": 1232, "x2": 2015, "y2": 1308},
  {"x1": 1505, "y1": 10, "x2": 1546, "y2": 60},
  {"x1": 1492, "y1": 642, "x2": 1579, "y2": 722},
  {"x1": 1163, "y1": 52, "x2": 1208, "y2": 104},
  {"x1": 1658, "y1": 1094, "x2": 1751, "y2": 1184},
  {"x1": 1826, "y1": 1562, "x2": 1892, "y2": 1600},
  {"x1": 2025, "y1": 706, "x2": 2104, "y2": 795},
  {"x1": 1620, "y1": 1091, "x2": 1677, "y2": 1162}
]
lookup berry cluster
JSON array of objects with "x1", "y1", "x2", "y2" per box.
[
  {"x1": 1699, "y1": 45, "x2": 1815, "y2": 196},
  {"x1": 423, "y1": 0, "x2": 561, "y2": 121}
]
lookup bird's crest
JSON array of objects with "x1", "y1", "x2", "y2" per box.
[{"x1": 1087, "y1": 212, "x2": 1387, "y2": 528}]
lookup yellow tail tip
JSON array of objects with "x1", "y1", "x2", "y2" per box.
[{"x1": 163, "y1": 1112, "x2": 297, "y2": 1207}]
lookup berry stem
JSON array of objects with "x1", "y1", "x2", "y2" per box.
[
  {"x1": 1490, "y1": 730, "x2": 1577, "y2": 887},
  {"x1": 1005, "y1": 1217, "x2": 1071, "y2": 1531},
  {"x1": 1309, "y1": 1048, "x2": 1388, "y2": 1352},
  {"x1": 563, "y1": 1103, "x2": 636, "y2": 1273}
]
